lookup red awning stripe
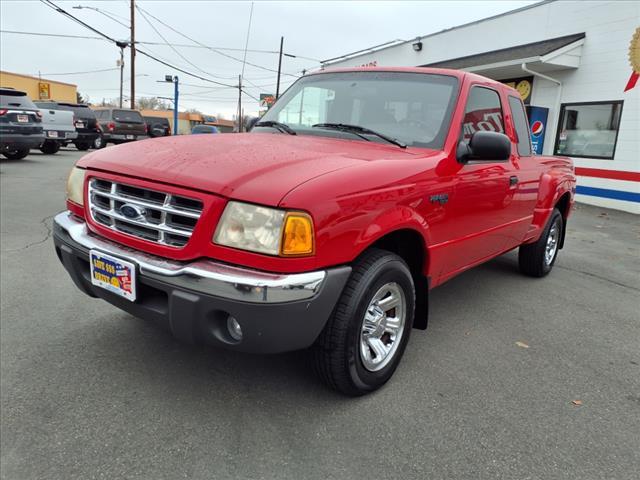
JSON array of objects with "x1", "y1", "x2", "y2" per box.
[{"x1": 575, "y1": 168, "x2": 640, "y2": 182}]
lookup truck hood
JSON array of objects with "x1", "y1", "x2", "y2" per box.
[{"x1": 77, "y1": 133, "x2": 424, "y2": 205}]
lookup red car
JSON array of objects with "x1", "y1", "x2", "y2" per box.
[{"x1": 53, "y1": 68, "x2": 575, "y2": 395}]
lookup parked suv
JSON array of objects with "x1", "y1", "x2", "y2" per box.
[
  {"x1": 34, "y1": 102, "x2": 77, "y2": 154},
  {"x1": 144, "y1": 116, "x2": 171, "y2": 137},
  {"x1": 0, "y1": 88, "x2": 43, "y2": 159},
  {"x1": 96, "y1": 108, "x2": 147, "y2": 145}
]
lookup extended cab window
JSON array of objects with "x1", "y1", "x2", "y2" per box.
[
  {"x1": 508, "y1": 96, "x2": 532, "y2": 156},
  {"x1": 462, "y1": 87, "x2": 504, "y2": 141},
  {"x1": 261, "y1": 71, "x2": 459, "y2": 149}
]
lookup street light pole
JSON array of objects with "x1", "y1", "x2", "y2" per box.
[
  {"x1": 173, "y1": 76, "x2": 179, "y2": 136},
  {"x1": 130, "y1": 0, "x2": 136, "y2": 109},
  {"x1": 116, "y1": 41, "x2": 127, "y2": 109}
]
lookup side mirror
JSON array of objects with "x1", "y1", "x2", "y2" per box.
[
  {"x1": 246, "y1": 117, "x2": 259, "y2": 132},
  {"x1": 457, "y1": 131, "x2": 511, "y2": 163}
]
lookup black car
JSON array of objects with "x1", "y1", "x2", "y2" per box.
[
  {"x1": 0, "y1": 88, "x2": 44, "y2": 159},
  {"x1": 60, "y1": 103, "x2": 103, "y2": 150},
  {"x1": 95, "y1": 108, "x2": 147, "y2": 145},
  {"x1": 144, "y1": 116, "x2": 171, "y2": 137},
  {"x1": 191, "y1": 124, "x2": 219, "y2": 134}
]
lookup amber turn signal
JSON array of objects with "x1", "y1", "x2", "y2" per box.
[{"x1": 280, "y1": 212, "x2": 314, "y2": 256}]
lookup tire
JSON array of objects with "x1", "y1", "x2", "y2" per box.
[
  {"x1": 312, "y1": 248, "x2": 415, "y2": 396},
  {"x1": 93, "y1": 136, "x2": 105, "y2": 149},
  {"x1": 74, "y1": 142, "x2": 90, "y2": 151},
  {"x1": 2, "y1": 147, "x2": 30, "y2": 160},
  {"x1": 39, "y1": 140, "x2": 60, "y2": 155},
  {"x1": 519, "y1": 208, "x2": 563, "y2": 277}
]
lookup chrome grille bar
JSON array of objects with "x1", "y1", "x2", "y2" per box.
[{"x1": 88, "y1": 178, "x2": 203, "y2": 247}]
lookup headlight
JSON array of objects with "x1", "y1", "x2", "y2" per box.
[
  {"x1": 66, "y1": 166, "x2": 86, "y2": 206},
  {"x1": 213, "y1": 201, "x2": 314, "y2": 256}
]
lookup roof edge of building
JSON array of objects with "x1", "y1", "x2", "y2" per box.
[
  {"x1": 0, "y1": 70, "x2": 78, "y2": 88},
  {"x1": 322, "y1": 0, "x2": 556, "y2": 65}
]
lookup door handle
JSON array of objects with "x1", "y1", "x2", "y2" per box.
[{"x1": 509, "y1": 176, "x2": 518, "y2": 186}]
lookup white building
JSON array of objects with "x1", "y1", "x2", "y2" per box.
[{"x1": 322, "y1": 0, "x2": 640, "y2": 213}]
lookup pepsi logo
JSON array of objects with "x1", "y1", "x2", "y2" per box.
[{"x1": 531, "y1": 120, "x2": 544, "y2": 137}]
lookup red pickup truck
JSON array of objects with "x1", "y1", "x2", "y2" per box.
[{"x1": 53, "y1": 68, "x2": 575, "y2": 395}]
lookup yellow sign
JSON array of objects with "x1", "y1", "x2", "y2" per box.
[{"x1": 38, "y1": 82, "x2": 50, "y2": 99}]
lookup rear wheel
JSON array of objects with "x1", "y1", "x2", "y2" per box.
[
  {"x1": 93, "y1": 136, "x2": 105, "y2": 149},
  {"x1": 312, "y1": 248, "x2": 415, "y2": 396},
  {"x1": 519, "y1": 208, "x2": 563, "y2": 277},
  {"x1": 40, "y1": 140, "x2": 60, "y2": 155},
  {"x1": 74, "y1": 142, "x2": 90, "y2": 151},
  {"x1": 2, "y1": 147, "x2": 30, "y2": 160}
]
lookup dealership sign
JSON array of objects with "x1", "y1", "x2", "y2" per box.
[{"x1": 260, "y1": 94, "x2": 276, "y2": 109}]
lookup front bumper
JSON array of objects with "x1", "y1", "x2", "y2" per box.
[{"x1": 53, "y1": 212, "x2": 350, "y2": 353}]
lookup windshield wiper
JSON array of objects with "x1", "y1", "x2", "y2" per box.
[
  {"x1": 312, "y1": 123, "x2": 406, "y2": 148},
  {"x1": 254, "y1": 120, "x2": 296, "y2": 135}
]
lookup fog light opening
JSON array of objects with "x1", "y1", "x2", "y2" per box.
[{"x1": 227, "y1": 316, "x2": 243, "y2": 342}]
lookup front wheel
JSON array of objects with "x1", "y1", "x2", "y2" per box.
[
  {"x1": 2, "y1": 147, "x2": 30, "y2": 160},
  {"x1": 312, "y1": 249, "x2": 415, "y2": 396},
  {"x1": 519, "y1": 208, "x2": 563, "y2": 277},
  {"x1": 74, "y1": 142, "x2": 90, "y2": 151}
]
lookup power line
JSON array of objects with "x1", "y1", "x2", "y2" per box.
[
  {"x1": 135, "y1": 5, "x2": 232, "y2": 81},
  {"x1": 39, "y1": 0, "x2": 238, "y2": 88},
  {"x1": 1, "y1": 29, "x2": 315, "y2": 77},
  {"x1": 134, "y1": 4, "x2": 301, "y2": 78},
  {"x1": 30, "y1": 67, "x2": 120, "y2": 76}
]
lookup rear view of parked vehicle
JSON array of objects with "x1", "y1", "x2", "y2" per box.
[
  {"x1": 144, "y1": 116, "x2": 171, "y2": 137},
  {"x1": 96, "y1": 108, "x2": 147, "y2": 145},
  {"x1": 191, "y1": 124, "x2": 218, "y2": 134},
  {"x1": 34, "y1": 102, "x2": 77, "y2": 154},
  {"x1": 60, "y1": 103, "x2": 102, "y2": 150},
  {"x1": 0, "y1": 88, "x2": 43, "y2": 159}
]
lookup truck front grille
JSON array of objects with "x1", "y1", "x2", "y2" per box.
[{"x1": 88, "y1": 178, "x2": 203, "y2": 247}]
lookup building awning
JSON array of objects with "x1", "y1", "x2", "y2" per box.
[{"x1": 424, "y1": 33, "x2": 585, "y2": 78}]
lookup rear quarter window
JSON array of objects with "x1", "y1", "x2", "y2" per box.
[{"x1": 508, "y1": 96, "x2": 532, "y2": 156}]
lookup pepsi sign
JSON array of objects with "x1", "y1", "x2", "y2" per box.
[{"x1": 526, "y1": 106, "x2": 549, "y2": 155}]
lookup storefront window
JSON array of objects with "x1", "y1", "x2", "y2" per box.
[{"x1": 554, "y1": 101, "x2": 623, "y2": 159}]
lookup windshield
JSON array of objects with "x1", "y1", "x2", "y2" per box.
[
  {"x1": 258, "y1": 71, "x2": 459, "y2": 149},
  {"x1": 113, "y1": 109, "x2": 143, "y2": 123}
]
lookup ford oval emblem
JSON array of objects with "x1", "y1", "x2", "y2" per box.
[{"x1": 120, "y1": 204, "x2": 146, "y2": 219}]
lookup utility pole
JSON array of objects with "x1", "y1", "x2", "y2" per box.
[
  {"x1": 116, "y1": 41, "x2": 127, "y2": 109},
  {"x1": 237, "y1": 74, "x2": 243, "y2": 132},
  {"x1": 130, "y1": 0, "x2": 136, "y2": 109},
  {"x1": 276, "y1": 36, "x2": 284, "y2": 99}
]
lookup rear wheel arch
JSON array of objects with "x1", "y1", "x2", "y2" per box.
[{"x1": 554, "y1": 191, "x2": 572, "y2": 249}]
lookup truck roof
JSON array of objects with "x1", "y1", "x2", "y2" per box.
[{"x1": 307, "y1": 66, "x2": 520, "y2": 97}]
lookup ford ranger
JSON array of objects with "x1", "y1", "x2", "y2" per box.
[{"x1": 53, "y1": 68, "x2": 576, "y2": 395}]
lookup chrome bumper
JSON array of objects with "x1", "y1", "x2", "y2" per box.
[{"x1": 53, "y1": 211, "x2": 326, "y2": 303}]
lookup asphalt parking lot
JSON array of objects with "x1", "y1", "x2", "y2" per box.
[{"x1": 1, "y1": 148, "x2": 639, "y2": 480}]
